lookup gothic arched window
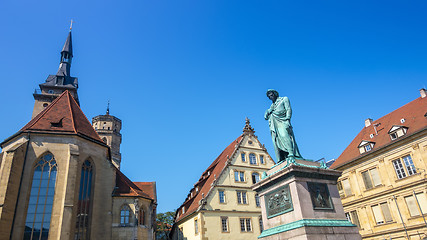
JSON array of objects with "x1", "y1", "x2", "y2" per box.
[
  {"x1": 120, "y1": 205, "x2": 131, "y2": 226},
  {"x1": 75, "y1": 160, "x2": 94, "y2": 240},
  {"x1": 139, "y1": 209, "x2": 145, "y2": 225},
  {"x1": 24, "y1": 153, "x2": 57, "y2": 240}
]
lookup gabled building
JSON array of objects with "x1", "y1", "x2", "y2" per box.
[
  {"x1": 0, "y1": 29, "x2": 156, "y2": 240},
  {"x1": 171, "y1": 119, "x2": 276, "y2": 240},
  {"x1": 331, "y1": 89, "x2": 427, "y2": 239}
]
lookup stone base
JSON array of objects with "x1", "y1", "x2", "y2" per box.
[
  {"x1": 253, "y1": 161, "x2": 361, "y2": 240},
  {"x1": 259, "y1": 219, "x2": 361, "y2": 240}
]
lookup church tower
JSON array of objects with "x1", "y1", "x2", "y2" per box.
[
  {"x1": 92, "y1": 104, "x2": 122, "y2": 169},
  {"x1": 32, "y1": 28, "x2": 79, "y2": 118}
]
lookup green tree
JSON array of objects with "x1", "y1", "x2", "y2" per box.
[{"x1": 156, "y1": 211, "x2": 175, "y2": 240}]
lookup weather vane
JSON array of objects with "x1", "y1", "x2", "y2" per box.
[{"x1": 70, "y1": 19, "x2": 73, "y2": 31}]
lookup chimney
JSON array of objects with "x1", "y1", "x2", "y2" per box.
[
  {"x1": 365, "y1": 118, "x2": 373, "y2": 127},
  {"x1": 420, "y1": 88, "x2": 426, "y2": 98}
]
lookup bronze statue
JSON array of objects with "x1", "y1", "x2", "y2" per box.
[{"x1": 265, "y1": 89, "x2": 302, "y2": 163}]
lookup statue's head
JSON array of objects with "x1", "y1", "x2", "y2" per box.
[{"x1": 266, "y1": 89, "x2": 279, "y2": 101}]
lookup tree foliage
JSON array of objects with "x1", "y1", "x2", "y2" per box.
[{"x1": 156, "y1": 211, "x2": 175, "y2": 240}]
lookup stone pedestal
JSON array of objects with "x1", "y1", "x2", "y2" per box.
[{"x1": 252, "y1": 160, "x2": 361, "y2": 240}]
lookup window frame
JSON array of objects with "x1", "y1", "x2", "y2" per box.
[
  {"x1": 75, "y1": 159, "x2": 95, "y2": 239},
  {"x1": 218, "y1": 189, "x2": 226, "y2": 204},
  {"x1": 120, "y1": 205, "x2": 132, "y2": 226},
  {"x1": 239, "y1": 218, "x2": 252, "y2": 232},
  {"x1": 338, "y1": 178, "x2": 352, "y2": 197},
  {"x1": 404, "y1": 192, "x2": 427, "y2": 217},
  {"x1": 194, "y1": 218, "x2": 199, "y2": 235},
  {"x1": 249, "y1": 153, "x2": 257, "y2": 165},
  {"x1": 241, "y1": 152, "x2": 246, "y2": 162},
  {"x1": 236, "y1": 191, "x2": 248, "y2": 205},
  {"x1": 345, "y1": 210, "x2": 361, "y2": 229},
  {"x1": 392, "y1": 154, "x2": 417, "y2": 180},
  {"x1": 260, "y1": 155, "x2": 265, "y2": 164},
  {"x1": 252, "y1": 172, "x2": 260, "y2": 184},
  {"x1": 234, "y1": 170, "x2": 245, "y2": 183},
  {"x1": 255, "y1": 194, "x2": 261, "y2": 207},
  {"x1": 371, "y1": 202, "x2": 393, "y2": 225},
  {"x1": 220, "y1": 216, "x2": 229, "y2": 233},
  {"x1": 24, "y1": 152, "x2": 58, "y2": 240},
  {"x1": 361, "y1": 168, "x2": 382, "y2": 190}
]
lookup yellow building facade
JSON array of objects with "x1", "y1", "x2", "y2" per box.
[
  {"x1": 171, "y1": 119, "x2": 276, "y2": 240},
  {"x1": 331, "y1": 89, "x2": 427, "y2": 239}
]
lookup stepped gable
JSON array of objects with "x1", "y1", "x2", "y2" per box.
[
  {"x1": 134, "y1": 182, "x2": 157, "y2": 202},
  {"x1": 21, "y1": 90, "x2": 103, "y2": 143},
  {"x1": 114, "y1": 168, "x2": 154, "y2": 200},
  {"x1": 331, "y1": 96, "x2": 427, "y2": 169},
  {"x1": 176, "y1": 136, "x2": 243, "y2": 222}
]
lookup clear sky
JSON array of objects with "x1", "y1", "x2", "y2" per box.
[{"x1": 1, "y1": 1, "x2": 426, "y2": 213}]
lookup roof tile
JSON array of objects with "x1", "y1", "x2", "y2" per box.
[
  {"x1": 331, "y1": 96, "x2": 427, "y2": 169},
  {"x1": 175, "y1": 136, "x2": 242, "y2": 222},
  {"x1": 21, "y1": 90, "x2": 103, "y2": 143}
]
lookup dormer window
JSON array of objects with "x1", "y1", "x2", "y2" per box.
[
  {"x1": 358, "y1": 141, "x2": 375, "y2": 154},
  {"x1": 388, "y1": 125, "x2": 408, "y2": 140}
]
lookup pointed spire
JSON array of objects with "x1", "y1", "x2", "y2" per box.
[
  {"x1": 106, "y1": 100, "x2": 110, "y2": 115},
  {"x1": 62, "y1": 21, "x2": 73, "y2": 56},
  {"x1": 243, "y1": 117, "x2": 255, "y2": 134},
  {"x1": 57, "y1": 25, "x2": 73, "y2": 76}
]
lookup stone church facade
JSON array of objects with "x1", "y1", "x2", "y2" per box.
[{"x1": 0, "y1": 30, "x2": 157, "y2": 240}]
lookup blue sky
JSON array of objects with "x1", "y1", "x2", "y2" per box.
[{"x1": 0, "y1": 1, "x2": 426, "y2": 213}]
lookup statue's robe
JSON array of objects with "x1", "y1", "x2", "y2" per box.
[{"x1": 265, "y1": 96, "x2": 302, "y2": 162}]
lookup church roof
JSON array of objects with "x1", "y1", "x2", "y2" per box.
[
  {"x1": 175, "y1": 135, "x2": 243, "y2": 222},
  {"x1": 331, "y1": 95, "x2": 427, "y2": 169},
  {"x1": 20, "y1": 90, "x2": 103, "y2": 143},
  {"x1": 114, "y1": 168, "x2": 157, "y2": 201},
  {"x1": 134, "y1": 182, "x2": 157, "y2": 202}
]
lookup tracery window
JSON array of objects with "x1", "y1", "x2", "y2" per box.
[
  {"x1": 75, "y1": 160, "x2": 94, "y2": 239},
  {"x1": 120, "y1": 205, "x2": 131, "y2": 226},
  {"x1": 24, "y1": 153, "x2": 57, "y2": 240}
]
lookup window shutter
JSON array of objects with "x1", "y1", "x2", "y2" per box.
[
  {"x1": 415, "y1": 193, "x2": 427, "y2": 214},
  {"x1": 405, "y1": 196, "x2": 419, "y2": 217},
  {"x1": 370, "y1": 168, "x2": 382, "y2": 187},
  {"x1": 372, "y1": 205, "x2": 384, "y2": 224},
  {"x1": 380, "y1": 203, "x2": 393, "y2": 222},
  {"x1": 362, "y1": 171, "x2": 373, "y2": 189}
]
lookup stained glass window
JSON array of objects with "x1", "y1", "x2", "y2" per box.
[
  {"x1": 75, "y1": 160, "x2": 94, "y2": 239},
  {"x1": 24, "y1": 153, "x2": 57, "y2": 240}
]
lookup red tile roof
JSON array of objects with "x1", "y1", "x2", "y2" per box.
[
  {"x1": 175, "y1": 136, "x2": 243, "y2": 222},
  {"x1": 114, "y1": 168, "x2": 157, "y2": 201},
  {"x1": 331, "y1": 96, "x2": 427, "y2": 169},
  {"x1": 20, "y1": 90, "x2": 103, "y2": 143},
  {"x1": 134, "y1": 182, "x2": 157, "y2": 202}
]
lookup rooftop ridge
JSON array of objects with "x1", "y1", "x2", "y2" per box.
[
  {"x1": 331, "y1": 95, "x2": 427, "y2": 169},
  {"x1": 22, "y1": 91, "x2": 69, "y2": 131}
]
